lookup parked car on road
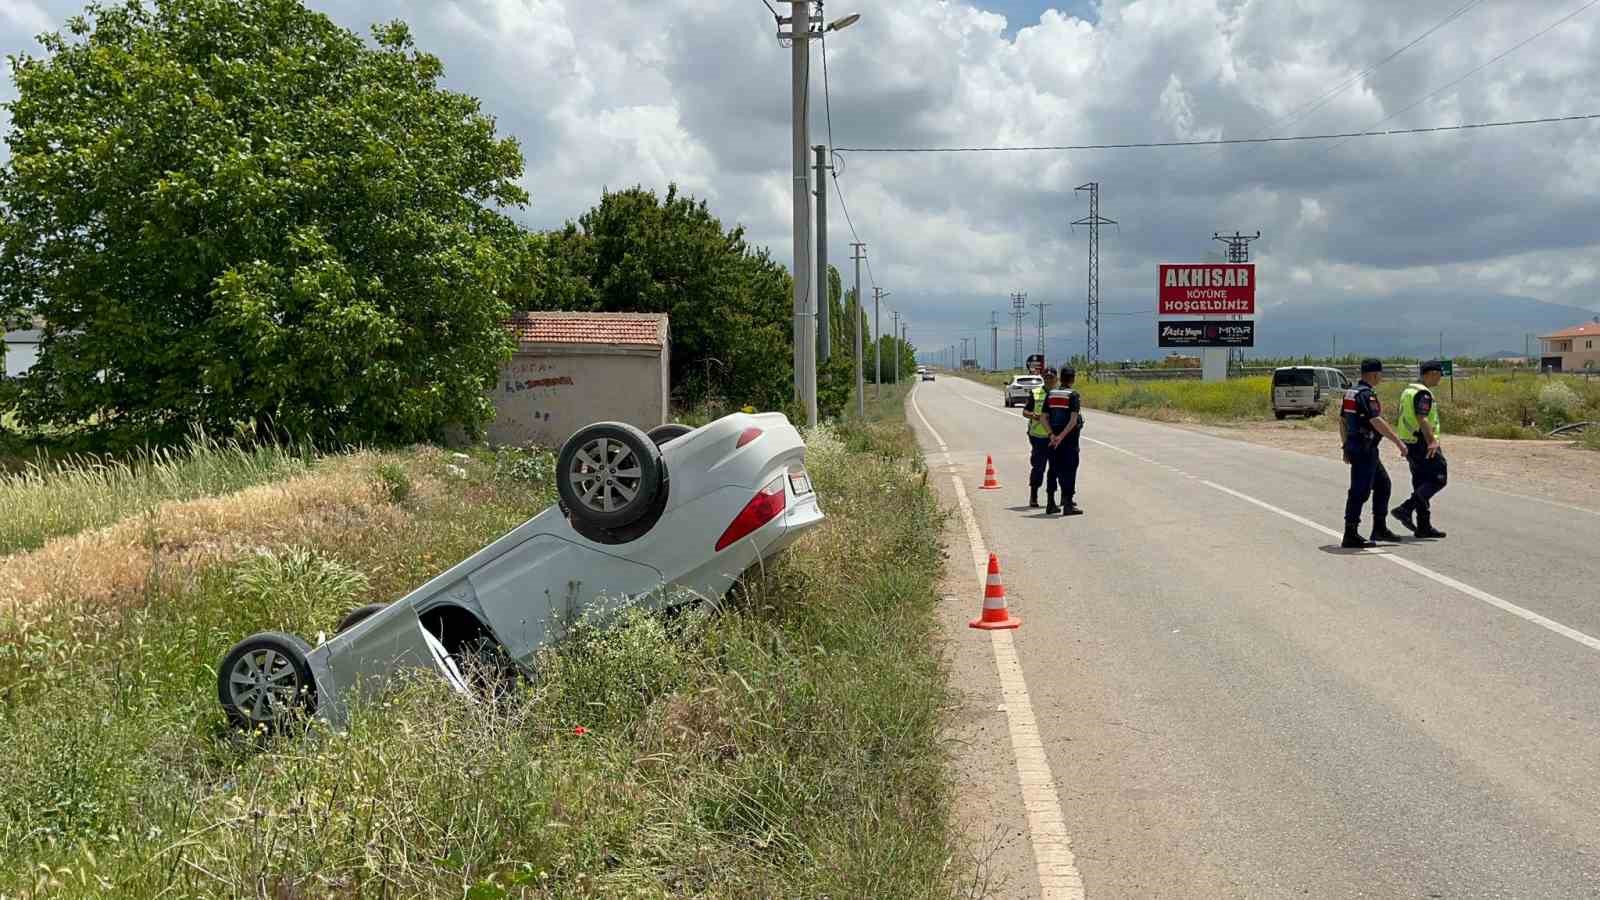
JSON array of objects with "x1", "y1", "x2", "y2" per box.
[
  {"x1": 216, "y1": 412, "x2": 825, "y2": 729},
  {"x1": 1271, "y1": 366, "x2": 1351, "y2": 419},
  {"x1": 1004, "y1": 374, "x2": 1044, "y2": 407},
  {"x1": 920, "y1": 367, "x2": 935, "y2": 381}
]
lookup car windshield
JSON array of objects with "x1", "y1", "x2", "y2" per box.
[
  {"x1": 1273, "y1": 369, "x2": 1316, "y2": 387},
  {"x1": 1014, "y1": 377, "x2": 1042, "y2": 386}
]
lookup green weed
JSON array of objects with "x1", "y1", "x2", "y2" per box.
[
  {"x1": 0, "y1": 410, "x2": 960, "y2": 897},
  {"x1": 373, "y1": 460, "x2": 412, "y2": 503}
]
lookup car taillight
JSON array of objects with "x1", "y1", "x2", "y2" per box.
[
  {"x1": 715, "y1": 475, "x2": 787, "y2": 552},
  {"x1": 736, "y1": 427, "x2": 763, "y2": 449}
]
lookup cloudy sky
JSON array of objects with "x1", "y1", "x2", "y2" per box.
[{"x1": 4, "y1": 0, "x2": 1599, "y2": 361}]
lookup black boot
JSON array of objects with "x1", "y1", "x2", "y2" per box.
[
  {"x1": 1029, "y1": 487, "x2": 1040, "y2": 509},
  {"x1": 1416, "y1": 511, "x2": 1446, "y2": 539},
  {"x1": 1045, "y1": 494, "x2": 1059, "y2": 515},
  {"x1": 1392, "y1": 501, "x2": 1417, "y2": 534},
  {"x1": 1062, "y1": 502, "x2": 1084, "y2": 517},
  {"x1": 1371, "y1": 519, "x2": 1403, "y2": 543},
  {"x1": 1342, "y1": 523, "x2": 1376, "y2": 549}
]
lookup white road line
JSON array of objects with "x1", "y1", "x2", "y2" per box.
[
  {"x1": 910, "y1": 386, "x2": 1087, "y2": 899},
  {"x1": 1468, "y1": 483, "x2": 1600, "y2": 519},
  {"x1": 941, "y1": 381, "x2": 1600, "y2": 657},
  {"x1": 1202, "y1": 479, "x2": 1600, "y2": 654}
]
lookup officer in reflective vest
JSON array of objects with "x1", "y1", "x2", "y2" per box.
[
  {"x1": 1023, "y1": 367, "x2": 1057, "y2": 508},
  {"x1": 1045, "y1": 366, "x2": 1085, "y2": 517},
  {"x1": 1339, "y1": 358, "x2": 1409, "y2": 549},
  {"x1": 1391, "y1": 360, "x2": 1449, "y2": 539}
]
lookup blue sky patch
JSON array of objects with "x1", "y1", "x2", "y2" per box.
[{"x1": 984, "y1": 0, "x2": 1100, "y2": 36}]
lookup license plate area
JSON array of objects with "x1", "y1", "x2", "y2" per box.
[{"x1": 788, "y1": 467, "x2": 813, "y2": 496}]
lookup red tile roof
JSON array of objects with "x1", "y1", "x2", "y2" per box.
[
  {"x1": 503, "y1": 312, "x2": 668, "y2": 348},
  {"x1": 1540, "y1": 321, "x2": 1600, "y2": 340}
]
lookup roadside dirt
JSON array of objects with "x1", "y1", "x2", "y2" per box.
[
  {"x1": 929, "y1": 458, "x2": 1038, "y2": 899},
  {"x1": 1177, "y1": 418, "x2": 1600, "y2": 512}
]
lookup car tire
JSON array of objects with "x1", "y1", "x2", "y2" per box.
[
  {"x1": 1274, "y1": 411, "x2": 1287, "y2": 420},
  {"x1": 217, "y1": 631, "x2": 316, "y2": 728},
  {"x1": 646, "y1": 423, "x2": 694, "y2": 448},
  {"x1": 335, "y1": 603, "x2": 388, "y2": 634},
  {"x1": 557, "y1": 422, "x2": 663, "y2": 530}
]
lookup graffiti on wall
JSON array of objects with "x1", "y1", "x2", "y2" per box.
[
  {"x1": 508, "y1": 360, "x2": 557, "y2": 377},
  {"x1": 502, "y1": 375, "x2": 574, "y2": 394}
]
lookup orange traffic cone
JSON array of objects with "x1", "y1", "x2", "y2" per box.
[
  {"x1": 969, "y1": 553, "x2": 1021, "y2": 630},
  {"x1": 980, "y1": 455, "x2": 1001, "y2": 490}
]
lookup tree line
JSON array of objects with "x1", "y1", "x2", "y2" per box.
[{"x1": 0, "y1": 0, "x2": 915, "y2": 450}]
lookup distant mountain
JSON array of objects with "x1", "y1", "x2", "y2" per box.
[{"x1": 1088, "y1": 291, "x2": 1599, "y2": 362}]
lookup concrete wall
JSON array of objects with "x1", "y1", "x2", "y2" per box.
[{"x1": 486, "y1": 345, "x2": 669, "y2": 448}]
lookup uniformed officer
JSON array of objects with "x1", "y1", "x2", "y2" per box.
[
  {"x1": 1340, "y1": 358, "x2": 1409, "y2": 549},
  {"x1": 1023, "y1": 367, "x2": 1058, "y2": 508},
  {"x1": 1391, "y1": 361, "x2": 1449, "y2": 539},
  {"x1": 1045, "y1": 366, "x2": 1084, "y2": 517}
]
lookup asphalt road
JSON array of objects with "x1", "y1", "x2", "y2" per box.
[{"x1": 912, "y1": 375, "x2": 1600, "y2": 899}]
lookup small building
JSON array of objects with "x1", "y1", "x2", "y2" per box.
[
  {"x1": 1538, "y1": 318, "x2": 1600, "y2": 372},
  {"x1": 3, "y1": 329, "x2": 42, "y2": 378},
  {"x1": 488, "y1": 312, "x2": 670, "y2": 448}
]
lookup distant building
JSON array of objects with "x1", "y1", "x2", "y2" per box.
[
  {"x1": 2, "y1": 329, "x2": 42, "y2": 378},
  {"x1": 1538, "y1": 318, "x2": 1600, "y2": 372},
  {"x1": 488, "y1": 312, "x2": 670, "y2": 447}
]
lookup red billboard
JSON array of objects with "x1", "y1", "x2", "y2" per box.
[{"x1": 1158, "y1": 264, "x2": 1255, "y2": 315}]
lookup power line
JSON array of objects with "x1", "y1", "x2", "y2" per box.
[
  {"x1": 1259, "y1": 0, "x2": 1487, "y2": 136},
  {"x1": 833, "y1": 112, "x2": 1600, "y2": 154},
  {"x1": 1320, "y1": 0, "x2": 1600, "y2": 155},
  {"x1": 819, "y1": 33, "x2": 880, "y2": 292}
]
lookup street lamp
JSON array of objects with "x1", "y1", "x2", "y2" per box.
[{"x1": 776, "y1": 3, "x2": 859, "y2": 428}]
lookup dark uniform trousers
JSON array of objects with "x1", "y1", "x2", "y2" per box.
[
  {"x1": 1050, "y1": 433, "x2": 1080, "y2": 503},
  {"x1": 1405, "y1": 442, "x2": 1449, "y2": 513},
  {"x1": 1345, "y1": 444, "x2": 1392, "y2": 526},
  {"x1": 1028, "y1": 436, "x2": 1051, "y2": 489}
]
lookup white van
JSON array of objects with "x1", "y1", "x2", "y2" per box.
[{"x1": 1271, "y1": 366, "x2": 1351, "y2": 419}]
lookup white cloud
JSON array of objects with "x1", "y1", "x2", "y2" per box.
[
  {"x1": 2, "y1": 0, "x2": 1598, "y2": 357},
  {"x1": 0, "y1": 1, "x2": 51, "y2": 35}
]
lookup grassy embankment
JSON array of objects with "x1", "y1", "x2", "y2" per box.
[
  {"x1": 959, "y1": 370, "x2": 1600, "y2": 445},
  {"x1": 0, "y1": 385, "x2": 966, "y2": 898}
]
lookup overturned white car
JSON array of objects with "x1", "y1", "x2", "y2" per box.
[{"x1": 217, "y1": 412, "x2": 824, "y2": 728}]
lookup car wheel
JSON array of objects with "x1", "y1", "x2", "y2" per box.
[
  {"x1": 646, "y1": 423, "x2": 694, "y2": 447},
  {"x1": 1274, "y1": 411, "x2": 1287, "y2": 420},
  {"x1": 557, "y1": 422, "x2": 663, "y2": 530},
  {"x1": 218, "y1": 632, "x2": 316, "y2": 729},
  {"x1": 335, "y1": 603, "x2": 388, "y2": 634}
]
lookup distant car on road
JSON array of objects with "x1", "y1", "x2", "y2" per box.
[
  {"x1": 1271, "y1": 366, "x2": 1351, "y2": 419},
  {"x1": 920, "y1": 366, "x2": 935, "y2": 381},
  {"x1": 1004, "y1": 374, "x2": 1044, "y2": 407}
]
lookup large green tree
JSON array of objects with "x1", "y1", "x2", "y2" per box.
[
  {"x1": 0, "y1": 0, "x2": 527, "y2": 446},
  {"x1": 537, "y1": 185, "x2": 796, "y2": 412}
]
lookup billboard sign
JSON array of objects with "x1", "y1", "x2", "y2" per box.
[
  {"x1": 1158, "y1": 264, "x2": 1255, "y2": 315},
  {"x1": 1158, "y1": 320, "x2": 1256, "y2": 348},
  {"x1": 1025, "y1": 353, "x2": 1045, "y2": 374}
]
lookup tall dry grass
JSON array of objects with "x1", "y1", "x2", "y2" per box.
[
  {"x1": 0, "y1": 424, "x2": 963, "y2": 898},
  {"x1": 0, "y1": 433, "x2": 310, "y2": 556}
]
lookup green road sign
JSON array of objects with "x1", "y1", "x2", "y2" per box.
[{"x1": 1440, "y1": 360, "x2": 1454, "y2": 376}]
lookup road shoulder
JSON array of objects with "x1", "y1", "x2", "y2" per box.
[{"x1": 916, "y1": 393, "x2": 1042, "y2": 899}]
